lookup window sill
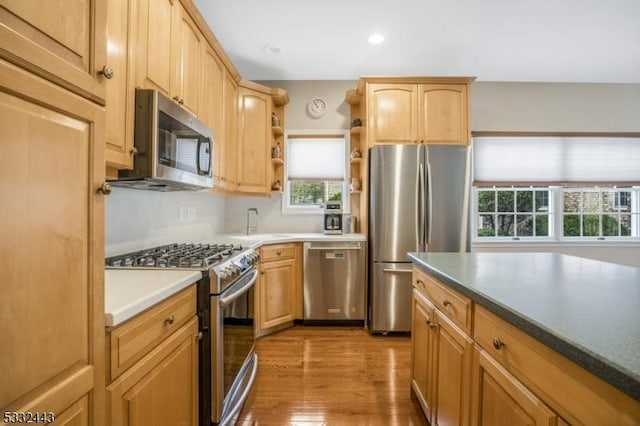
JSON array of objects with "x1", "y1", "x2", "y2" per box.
[{"x1": 472, "y1": 239, "x2": 640, "y2": 248}]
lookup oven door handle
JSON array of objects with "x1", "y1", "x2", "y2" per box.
[
  {"x1": 221, "y1": 353, "x2": 258, "y2": 425},
  {"x1": 219, "y1": 269, "x2": 258, "y2": 309}
]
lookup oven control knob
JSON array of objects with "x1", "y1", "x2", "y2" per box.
[{"x1": 226, "y1": 266, "x2": 238, "y2": 281}]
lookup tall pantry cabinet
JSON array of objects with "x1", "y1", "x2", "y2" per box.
[{"x1": 0, "y1": 1, "x2": 107, "y2": 424}]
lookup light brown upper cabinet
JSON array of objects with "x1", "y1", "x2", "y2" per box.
[
  {"x1": 367, "y1": 83, "x2": 419, "y2": 144},
  {"x1": 364, "y1": 78, "x2": 474, "y2": 145},
  {"x1": 105, "y1": 0, "x2": 137, "y2": 170},
  {"x1": 236, "y1": 85, "x2": 272, "y2": 194},
  {"x1": 200, "y1": 45, "x2": 225, "y2": 187},
  {"x1": 134, "y1": 0, "x2": 176, "y2": 96},
  {"x1": 220, "y1": 72, "x2": 239, "y2": 192},
  {"x1": 0, "y1": 0, "x2": 107, "y2": 103},
  {"x1": 171, "y1": 3, "x2": 202, "y2": 115}
]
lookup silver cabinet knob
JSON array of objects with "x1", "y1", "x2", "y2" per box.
[
  {"x1": 99, "y1": 182, "x2": 112, "y2": 195},
  {"x1": 492, "y1": 337, "x2": 504, "y2": 350},
  {"x1": 99, "y1": 65, "x2": 114, "y2": 79},
  {"x1": 165, "y1": 314, "x2": 176, "y2": 325}
]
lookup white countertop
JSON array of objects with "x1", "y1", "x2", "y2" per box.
[
  {"x1": 104, "y1": 233, "x2": 367, "y2": 327},
  {"x1": 105, "y1": 269, "x2": 202, "y2": 327},
  {"x1": 223, "y1": 232, "x2": 367, "y2": 248}
]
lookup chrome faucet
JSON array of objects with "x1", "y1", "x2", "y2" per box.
[{"x1": 246, "y1": 208, "x2": 259, "y2": 235}]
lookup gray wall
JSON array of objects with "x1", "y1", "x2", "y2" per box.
[
  {"x1": 106, "y1": 80, "x2": 640, "y2": 265},
  {"x1": 224, "y1": 80, "x2": 357, "y2": 234},
  {"x1": 471, "y1": 82, "x2": 640, "y2": 132}
]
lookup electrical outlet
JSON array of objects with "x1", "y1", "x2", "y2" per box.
[{"x1": 187, "y1": 206, "x2": 197, "y2": 220}]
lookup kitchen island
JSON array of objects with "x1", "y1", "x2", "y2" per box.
[{"x1": 408, "y1": 251, "x2": 640, "y2": 425}]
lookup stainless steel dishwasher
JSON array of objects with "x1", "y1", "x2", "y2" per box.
[{"x1": 303, "y1": 241, "x2": 366, "y2": 324}]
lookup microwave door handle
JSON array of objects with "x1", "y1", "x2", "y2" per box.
[{"x1": 196, "y1": 138, "x2": 211, "y2": 176}]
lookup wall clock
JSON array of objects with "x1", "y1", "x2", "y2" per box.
[{"x1": 307, "y1": 97, "x2": 327, "y2": 118}]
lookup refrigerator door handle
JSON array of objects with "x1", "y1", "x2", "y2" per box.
[
  {"x1": 427, "y1": 160, "x2": 433, "y2": 246},
  {"x1": 418, "y1": 163, "x2": 425, "y2": 251}
]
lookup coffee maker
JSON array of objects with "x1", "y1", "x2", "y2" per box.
[{"x1": 323, "y1": 201, "x2": 343, "y2": 235}]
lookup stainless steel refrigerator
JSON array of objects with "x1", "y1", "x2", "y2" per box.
[{"x1": 368, "y1": 144, "x2": 471, "y2": 333}]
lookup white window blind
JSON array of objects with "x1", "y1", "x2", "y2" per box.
[
  {"x1": 473, "y1": 136, "x2": 640, "y2": 185},
  {"x1": 287, "y1": 136, "x2": 346, "y2": 181}
]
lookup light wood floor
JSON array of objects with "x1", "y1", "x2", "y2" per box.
[{"x1": 237, "y1": 326, "x2": 428, "y2": 425}]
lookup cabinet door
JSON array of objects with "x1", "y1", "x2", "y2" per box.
[
  {"x1": 366, "y1": 83, "x2": 419, "y2": 144},
  {"x1": 258, "y1": 258, "x2": 295, "y2": 330},
  {"x1": 472, "y1": 348, "x2": 559, "y2": 426},
  {"x1": 411, "y1": 290, "x2": 437, "y2": 423},
  {"x1": 134, "y1": 0, "x2": 176, "y2": 95},
  {"x1": 237, "y1": 88, "x2": 271, "y2": 194},
  {"x1": 200, "y1": 45, "x2": 225, "y2": 187},
  {"x1": 108, "y1": 317, "x2": 199, "y2": 426},
  {"x1": 0, "y1": 60, "x2": 104, "y2": 421},
  {"x1": 0, "y1": 0, "x2": 106, "y2": 102},
  {"x1": 105, "y1": 0, "x2": 136, "y2": 169},
  {"x1": 171, "y1": 4, "x2": 201, "y2": 115},
  {"x1": 419, "y1": 84, "x2": 469, "y2": 145},
  {"x1": 221, "y1": 72, "x2": 238, "y2": 191},
  {"x1": 435, "y1": 309, "x2": 474, "y2": 426}
]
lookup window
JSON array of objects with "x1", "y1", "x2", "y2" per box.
[
  {"x1": 563, "y1": 187, "x2": 637, "y2": 238},
  {"x1": 473, "y1": 135, "x2": 640, "y2": 241},
  {"x1": 476, "y1": 187, "x2": 552, "y2": 238},
  {"x1": 283, "y1": 132, "x2": 348, "y2": 214}
]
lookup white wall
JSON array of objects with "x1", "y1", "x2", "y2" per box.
[{"x1": 105, "y1": 187, "x2": 226, "y2": 256}]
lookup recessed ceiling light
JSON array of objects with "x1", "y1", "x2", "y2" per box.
[
  {"x1": 368, "y1": 34, "x2": 385, "y2": 45},
  {"x1": 264, "y1": 43, "x2": 284, "y2": 55}
]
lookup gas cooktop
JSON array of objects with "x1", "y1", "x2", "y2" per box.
[{"x1": 105, "y1": 243, "x2": 247, "y2": 269}]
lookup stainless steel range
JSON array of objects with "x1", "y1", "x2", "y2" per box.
[{"x1": 106, "y1": 242, "x2": 259, "y2": 426}]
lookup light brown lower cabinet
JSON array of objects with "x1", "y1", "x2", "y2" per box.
[
  {"x1": 472, "y1": 347, "x2": 559, "y2": 426},
  {"x1": 434, "y1": 309, "x2": 474, "y2": 426},
  {"x1": 411, "y1": 266, "x2": 640, "y2": 426},
  {"x1": 106, "y1": 287, "x2": 199, "y2": 426},
  {"x1": 411, "y1": 272, "x2": 473, "y2": 426},
  {"x1": 255, "y1": 243, "x2": 302, "y2": 336},
  {"x1": 411, "y1": 289, "x2": 437, "y2": 421}
]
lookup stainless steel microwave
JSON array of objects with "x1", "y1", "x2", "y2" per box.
[{"x1": 111, "y1": 89, "x2": 214, "y2": 191}]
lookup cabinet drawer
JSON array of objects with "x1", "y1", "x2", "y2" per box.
[
  {"x1": 412, "y1": 267, "x2": 430, "y2": 298},
  {"x1": 422, "y1": 273, "x2": 472, "y2": 334},
  {"x1": 108, "y1": 285, "x2": 196, "y2": 381},
  {"x1": 474, "y1": 305, "x2": 640, "y2": 425},
  {"x1": 261, "y1": 243, "x2": 295, "y2": 262}
]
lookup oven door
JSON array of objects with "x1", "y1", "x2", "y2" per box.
[{"x1": 211, "y1": 269, "x2": 259, "y2": 425}]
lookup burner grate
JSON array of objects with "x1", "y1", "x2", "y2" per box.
[{"x1": 106, "y1": 243, "x2": 244, "y2": 269}]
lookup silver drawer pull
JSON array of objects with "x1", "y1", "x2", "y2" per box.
[{"x1": 382, "y1": 268, "x2": 412, "y2": 273}]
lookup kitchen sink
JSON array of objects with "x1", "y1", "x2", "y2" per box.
[{"x1": 230, "y1": 233, "x2": 292, "y2": 241}]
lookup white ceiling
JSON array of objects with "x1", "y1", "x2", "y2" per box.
[{"x1": 193, "y1": 0, "x2": 640, "y2": 83}]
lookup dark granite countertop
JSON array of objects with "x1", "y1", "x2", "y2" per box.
[{"x1": 407, "y1": 252, "x2": 640, "y2": 401}]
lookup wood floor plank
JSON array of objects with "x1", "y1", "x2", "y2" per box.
[{"x1": 237, "y1": 326, "x2": 427, "y2": 425}]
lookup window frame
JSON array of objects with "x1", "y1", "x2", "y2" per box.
[{"x1": 281, "y1": 130, "x2": 350, "y2": 215}]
